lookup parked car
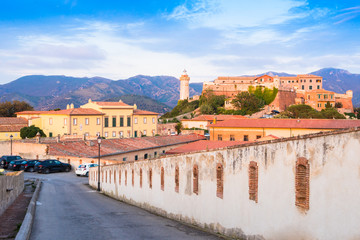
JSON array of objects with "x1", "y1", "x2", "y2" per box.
[
  {"x1": 20, "y1": 160, "x2": 39, "y2": 172},
  {"x1": 75, "y1": 163, "x2": 98, "y2": 177},
  {"x1": 35, "y1": 160, "x2": 71, "y2": 174},
  {"x1": 8, "y1": 160, "x2": 27, "y2": 171},
  {"x1": 0, "y1": 155, "x2": 23, "y2": 169}
]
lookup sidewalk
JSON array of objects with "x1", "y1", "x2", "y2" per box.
[{"x1": 0, "y1": 180, "x2": 35, "y2": 240}]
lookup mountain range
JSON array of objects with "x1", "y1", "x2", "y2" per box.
[{"x1": 0, "y1": 68, "x2": 359, "y2": 112}]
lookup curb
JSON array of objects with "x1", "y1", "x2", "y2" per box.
[{"x1": 15, "y1": 180, "x2": 42, "y2": 240}]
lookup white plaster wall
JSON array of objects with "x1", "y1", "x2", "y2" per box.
[{"x1": 90, "y1": 129, "x2": 360, "y2": 240}]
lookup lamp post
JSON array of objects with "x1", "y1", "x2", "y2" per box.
[
  {"x1": 10, "y1": 135, "x2": 13, "y2": 156},
  {"x1": 97, "y1": 136, "x2": 102, "y2": 191}
]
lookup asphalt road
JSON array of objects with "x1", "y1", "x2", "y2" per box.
[{"x1": 25, "y1": 172, "x2": 222, "y2": 240}]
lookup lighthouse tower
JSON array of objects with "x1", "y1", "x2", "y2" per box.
[{"x1": 179, "y1": 69, "x2": 190, "y2": 100}]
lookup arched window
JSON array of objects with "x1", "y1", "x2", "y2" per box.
[
  {"x1": 132, "y1": 169, "x2": 134, "y2": 187},
  {"x1": 193, "y1": 165, "x2": 199, "y2": 195},
  {"x1": 216, "y1": 163, "x2": 223, "y2": 199},
  {"x1": 295, "y1": 157, "x2": 310, "y2": 211},
  {"x1": 149, "y1": 168, "x2": 152, "y2": 189},
  {"x1": 161, "y1": 167, "x2": 164, "y2": 191},
  {"x1": 175, "y1": 166, "x2": 179, "y2": 193},
  {"x1": 125, "y1": 170, "x2": 127, "y2": 186},
  {"x1": 249, "y1": 161, "x2": 258, "y2": 203},
  {"x1": 140, "y1": 168, "x2": 143, "y2": 188}
]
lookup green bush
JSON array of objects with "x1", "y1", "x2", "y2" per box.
[{"x1": 20, "y1": 125, "x2": 46, "y2": 139}]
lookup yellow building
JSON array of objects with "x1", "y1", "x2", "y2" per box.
[
  {"x1": 17, "y1": 99, "x2": 159, "y2": 139},
  {"x1": 17, "y1": 107, "x2": 104, "y2": 138},
  {"x1": 81, "y1": 99, "x2": 158, "y2": 138},
  {"x1": 0, "y1": 118, "x2": 28, "y2": 140},
  {"x1": 208, "y1": 118, "x2": 360, "y2": 141}
]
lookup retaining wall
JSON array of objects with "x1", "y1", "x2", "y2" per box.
[{"x1": 0, "y1": 171, "x2": 24, "y2": 216}]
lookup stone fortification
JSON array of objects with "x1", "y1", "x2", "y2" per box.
[{"x1": 90, "y1": 128, "x2": 360, "y2": 240}]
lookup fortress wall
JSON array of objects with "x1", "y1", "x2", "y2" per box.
[{"x1": 90, "y1": 129, "x2": 360, "y2": 240}]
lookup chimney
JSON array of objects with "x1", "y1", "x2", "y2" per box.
[
  {"x1": 66, "y1": 104, "x2": 70, "y2": 109},
  {"x1": 70, "y1": 103, "x2": 74, "y2": 109}
]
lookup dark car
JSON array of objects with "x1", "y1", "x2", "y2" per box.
[
  {"x1": 0, "y1": 155, "x2": 23, "y2": 169},
  {"x1": 8, "y1": 160, "x2": 27, "y2": 171},
  {"x1": 35, "y1": 160, "x2": 71, "y2": 174},
  {"x1": 20, "y1": 160, "x2": 39, "y2": 172}
]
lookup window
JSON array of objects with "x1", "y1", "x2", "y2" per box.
[
  {"x1": 143, "y1": 130, "x2": 147, "y2": 136},
  {"x1": 49, "y1": 132, "x2": 53, "y2": 137},
  {"x1": 175, "y1": 166, "x2": 179, "y2": 193},
  {"x1": 318, "y1": 103, "x2": 321, "y2": 108},
  {"x1": 104, "y1": 117, "x2": 109, "y2": 127},
  {"x1": 105, "y1": 132, "x2": 108, "y2": 138},
  {"x1": 295, "y1": 158, "x2": 310, "y2": 211},
  {"x1": 49, "y1": 118, "x2": 53, "y2": 125},
  {"x1": 330, "y1": 94, "x2": 333, "y2": 99},
  {"x1": 152, "y1": 117, "x2": 155, "y2": 124},
  {"x1": 85, "y1": 118, "x2": 89, "y2": 125},
  {"x1": 244, "y1": 135, "x2": 249, "y2": 141},
  {"x1": 120, "y1": 116, "x2": 124, "y2": 127},
  {"x1": 304, "y1": 80, "x2": 306, "y2": 83},
  {"x1": 135, "y1": 155, "x2": 138, "y2": 161},
  {"x1": 127, "y1": 116, "x2": 131, "y2": 126},
  {"x1": 144, "y1": 153, "x2": 148, "y2": 159},
  {"x1": 324, "y1": 94, "x2": 328, "y2": 99},
  {"x1": 161, "y1": 167, "x2": 164, "y2": 191},
  {"x1": 134, "y1": 131, "x2": 138, "y2": 138},
  {"x1": 216, "y1": 164, "x2": 223, "y2": 199},
  {"x1": 122, "y1": 157, "x2": 127, "y2": 161},
  {"x1": 256, "y1": 135, "x2": 261, "y2": 139},
  {"x1": 217, "y1": 134, "x2": 223, "y2": 141},
  {"x1": 249, "y1": 161, "x2": 258, "y2": 203},
  {"x1": 132, "y1": 169, "x2": 134, "y2": 186},
  {"x1": 125, "y1": 170, "x2": 127, "y2": 186},
  {"x1": 149, "y1": 168, "x2": 152, "y2": 189},
  {"x1": 112, "y1": 117, "x2": 116, "y2": 127},
  {"x1": 318, "y1": 94, "x2": 321, "y2": 99},
  {"x1": 73, "y1": 118, "x2": 77, "y2": 125},
  {"x1": 309, "y1": 86, "x2": 312, "y2": 90},
  {"x1": 310, "y1": 79, "x2": 312, "y2": 83},
  {"x1": 64, "y1": 118, "x2": 67, "y2": 125},
  {"x1": 119, "y1": 131, "x2": 123, "y2": 138},
  {"x1": 302, "y1": 85, "x2": 304, "y2": 90},
  {"x1": 134, "y1": 117, "x2": 138, "y2": 124},
  {"x1": 316, "y1": 79, "x2": 321, "y2": 83},
  {"x1": 143, "y1": 117, "x2": 147, "y2": 124},
  {"x1": 97, "y1": 118, "x2": 100, "y2": 125},
  {"x1": 317, "y1": 85, "x2": 320, "y2": 89},
  {"x1": 193, "y1": 165, "x2": 198, "y2": 195},
  {"x1": 112, "y1": 131, "x2": 116, "y2": 137},
  {"x1": 230, "y1": 135, "x2": 235, "y2": 141},
  {"x1": 154, "y1": 152, "x2": 157, "y2": 157},
  {"x1": 140, "y1": 169, "x2": 143, "y2": 188}
]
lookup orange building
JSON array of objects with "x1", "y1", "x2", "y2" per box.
[
  {"x1": 280, "y1": 74, "x2": 323, "y2": 91},
  {"x1": 208, "y1": 118, "x2": 360, "y2": 141}
]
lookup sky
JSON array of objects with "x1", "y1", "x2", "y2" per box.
[{"x1": 0, "y1": 0, "x2": 359, "y2": 83}]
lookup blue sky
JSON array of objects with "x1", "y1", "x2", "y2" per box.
[{"x1": 0, "y1": 0, "x2": 359, "y2": 83}]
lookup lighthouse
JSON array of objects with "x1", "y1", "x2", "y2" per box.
[{"x1": 179, "y1": 69, "x2": 190, "y2": 100}]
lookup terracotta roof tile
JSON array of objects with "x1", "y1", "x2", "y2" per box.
[
  {"x1": 209, "y1": 119, "x2": 360, "y2": 129},
  {"x1": 93, "y1": 101, "x2": 132, "y2": 107},
  {"x1": 166, "y1": 140, "x2": 249, "y2": 154},
  {"x1": 133, "y1": 109, "x2": 159, "y2": 115},
  {"x1": 48, "y1": 134, "x2": 206, "y2": 158},
  {"x1": 0, "y1": 117, "x2": 27, "y2": 124},
  {"x1": 183, "y1": 115, "x2": 247, "y2": 122},
  {"x1": 17, "y1": 108, "x2": 103, "y2": 116}
]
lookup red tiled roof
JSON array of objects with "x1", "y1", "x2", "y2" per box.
[
  {"x1": 17, "y1": 108, "x2": 104, "y2": 116},
  {"x1": 166, "y1": 140, "x2": 249, "y2": 154},
  {"x1": 209, "y1": 119, "x2": 360, "y2": 129},
  {"x1": 0, "y1": 117, "x2": 27, "y2": 124},
  {"x1": 183, "y1": 115, "x2": 247, "y2": 122},
  {"x1": 133, "y1": 109, "x2": 159, "y2": 115},
  {"x1": 0, "y1": 125, "x2": 26, "y2": 132},
  {"x1": 297, "y1": 74, "x2": 321, "y2": 78},
  {"x1": 48, "y1": 134, "x2": 206, "y2": 158},
  {"x1": 93, "y1": 101, "x2": 132, "y2": 107}
]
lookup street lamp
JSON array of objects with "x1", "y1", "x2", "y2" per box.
[
  {"x1": 10, "y1": 135, "x2": 13, "y2": 156},
  {"x1": 97, "y1": 135, "x2": 102, "y2": 191}
]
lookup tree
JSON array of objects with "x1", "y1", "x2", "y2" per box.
[
  {"x1": 175, "y1": 122, "x2": 182, "y2": 134},
  {"x1": 335, "y1": 102, "x2": 343, "y2": 108},
  {"x1": 325, "y1": 101, "x2": 332, "y2": 109},
  {"x1": 231, "y1": 92, "x2": 264, "y2": 115},
  {"x1": 0, "y1": 100, "x2": 34, "y2": 117},
  {"x1": 275, "y1": 104, "x2": 346, "y2": 119},
  {"x1": 20, "y1": 125, "x2": 46, "y2": 139}
]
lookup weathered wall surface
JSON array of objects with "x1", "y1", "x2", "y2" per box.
[
  {"x1": 91, "y1": 129, "x2": 360, "y2": 240},
  {"x1": 0, "y1": 171, "x2": 24, "y2": 216},
  {"x1": 270, "y1": 89, "x2": 296, "y2": 111}
]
